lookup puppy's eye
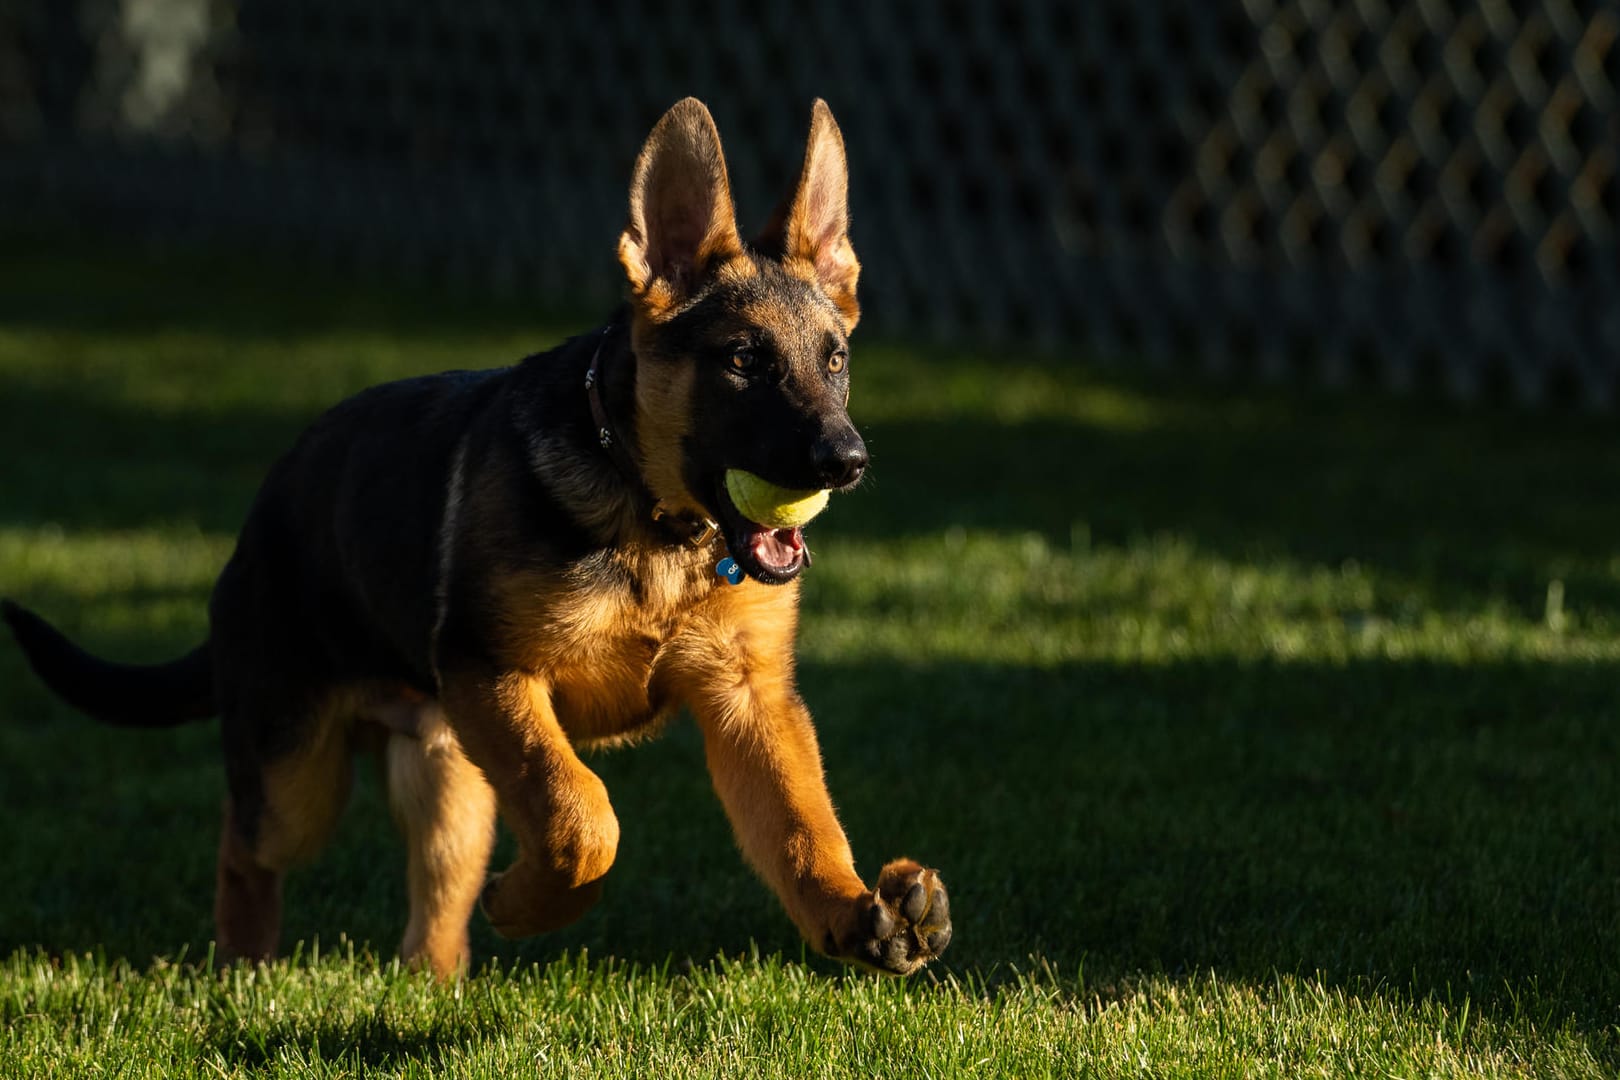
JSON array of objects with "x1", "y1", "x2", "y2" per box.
[
  {"x1": 730, "y1": 349, "x2": 757, "y2": 373},
  {"x1": 827, "y1": 349, "x2": 848, "y2": 375}
]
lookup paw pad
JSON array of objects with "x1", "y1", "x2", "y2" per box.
[{"x1": 841, "y1": 861, "x2": 952, "y2": 976}]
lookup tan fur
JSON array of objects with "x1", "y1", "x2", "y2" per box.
[
  {"x1": 716, "y1": 255, "x2": 758, "y2": 283},
  {"x1": 631, "y1": 339, "x2": 705, "y2": 519},
  {"x1": 385, "y1": 703, "x2": 496, "y2": 975},
  {"x1": 253, "y1": 695, "x2": 358, "y2": 869},
  {"x1": 446, "y1": 515, "x2": 892, "y2": 960},
  {"x1": 657, "y1": 581, "x2": 872, "y2": 950},
  {"x1": 436, "y1": 660, "x2": 622, "y2": 940},
  {"x1": 436, "y1": 440, "x2": 881, "y2": 952}
]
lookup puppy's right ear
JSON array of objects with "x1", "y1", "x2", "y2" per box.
[{"x1": 618, "y1": 98, "x2": 744, "y2": 320}]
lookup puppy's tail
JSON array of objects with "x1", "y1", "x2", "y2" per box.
[{"x1": 1, "y1": 600, "x2": 215, "y2": 727}]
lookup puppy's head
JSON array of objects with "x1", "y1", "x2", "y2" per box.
[{"x1": 618, "y1": 98, "x2": 865, "y2": 585}]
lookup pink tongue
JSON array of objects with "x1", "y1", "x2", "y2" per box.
[{"x1": 750, "y1": 527, "x2": 805, "y2": 569}]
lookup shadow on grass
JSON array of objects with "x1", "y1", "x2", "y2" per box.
[
  {"x1": 0, "y1": 372, "x2": 306, "y2": 535},
  {"x1": 5, "y1": 650, "x2": 1617, "y2": 1030},
  {"x1": 210, "y1": 1014, "x2": 479, "y2": 1073}
]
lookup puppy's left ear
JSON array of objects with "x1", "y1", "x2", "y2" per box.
[{"x1": 757, "y1": 99, "x2": 860, "y2": 331}]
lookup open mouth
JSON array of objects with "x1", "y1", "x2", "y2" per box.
[{"x1": 713, "y1": 480, "x2": 810, "y2": 585}]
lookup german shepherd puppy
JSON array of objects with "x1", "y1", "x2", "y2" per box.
[{"x1": 2, "y1": 99, "x2": 950, "y2": 977}]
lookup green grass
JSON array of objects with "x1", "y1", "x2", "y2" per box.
[{"x1": 1, "y1": 243, "x2": 1617, "y2": 1077}]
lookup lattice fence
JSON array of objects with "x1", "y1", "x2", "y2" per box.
[{"x1": 3, "y1": 1, "x2": 1617, "y2": 404}]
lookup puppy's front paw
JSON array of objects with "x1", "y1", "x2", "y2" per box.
[
  {"x1": 834, "y1": 859, "x2": 952, "y2": 976},
  {"x1": 479, "y1": 859, "x2": 604, "y2": 939}
]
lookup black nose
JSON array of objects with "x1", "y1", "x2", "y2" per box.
[{"x1": 812, "y1": 429, "x2": 868, "y2": 488}]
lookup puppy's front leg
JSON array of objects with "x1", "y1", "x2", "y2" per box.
[
  {"x1": 687, "y1": 664, "x2": 952, "y2": 975},
  {"x1": 437, "y1": 664, "x2": 619, "y2": 938}
]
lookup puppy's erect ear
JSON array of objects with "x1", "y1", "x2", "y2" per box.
[
  {"x1": 618, "y1": 98, "x2": 744, "y2": 319},
  {"x1": 757, "y1": 99, "x2": 861, "y2": 330}
]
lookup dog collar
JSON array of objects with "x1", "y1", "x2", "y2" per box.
[{"x1": 585, "y1": 325, "x2": 719, "y2": 548}]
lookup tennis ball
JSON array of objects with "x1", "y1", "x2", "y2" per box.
[{"x1": 724, "y1": 469, "x2": 831, "y2": 529}]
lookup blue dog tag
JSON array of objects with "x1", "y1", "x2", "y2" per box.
[{"x1": 715, "y1": 557, "x2": 744, "y2": 585}]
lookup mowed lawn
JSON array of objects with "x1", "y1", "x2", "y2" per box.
[{"x1": 1, "y1": 244, "x2": 1617, "y2": 1078}]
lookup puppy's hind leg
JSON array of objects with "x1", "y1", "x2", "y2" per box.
[
  {"x1": 383, "y1": 702, "x2": 497, "y2": 978},
  {"x1": 213, "y1": 799, "x2": 283, "y2": 964},
  {"x1": 214, "y1": 697, "x2": 355, "y2": 967}
]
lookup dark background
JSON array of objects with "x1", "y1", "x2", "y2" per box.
[{"x1": 3, "y1": 0, "x2": 1617, "y2": 403}]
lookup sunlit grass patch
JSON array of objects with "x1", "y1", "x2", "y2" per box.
[{"x1": 2, "y1": 953, "x2": 1611, "y2": 1079}]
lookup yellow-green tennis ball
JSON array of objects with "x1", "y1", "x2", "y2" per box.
[{"x1": 724, "y1": 469, "x2": 831, "y2": 529}]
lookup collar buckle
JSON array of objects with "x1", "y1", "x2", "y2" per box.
[{"x1": 651, "y1": 502, "x2": 719, "y2": 547}]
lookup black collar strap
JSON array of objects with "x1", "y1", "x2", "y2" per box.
[{"x1": 585, "y1": 325, "x2": 718, "y2": 547}]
